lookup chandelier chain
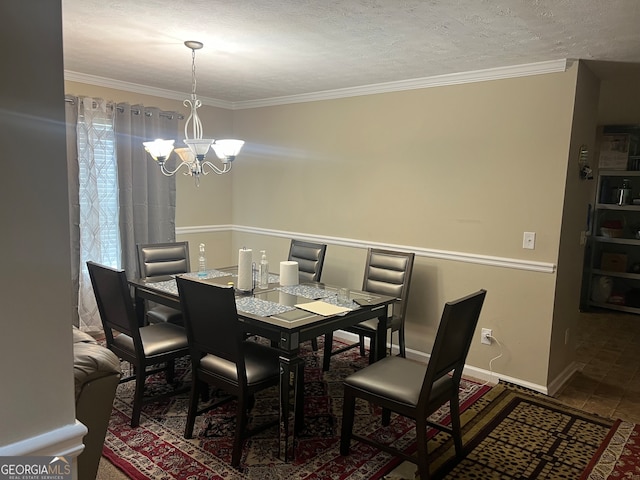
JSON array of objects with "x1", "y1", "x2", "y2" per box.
[{"x1": 191, "y1": 47, "x2": 197, "y2": 98}]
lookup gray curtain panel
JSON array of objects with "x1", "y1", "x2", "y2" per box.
[
  {"x1": 114, "y1": 104, "x2": 178, "y2": 278},
  {"x1": 65, "y1": 96, "x2": 179, "y2": 328}
]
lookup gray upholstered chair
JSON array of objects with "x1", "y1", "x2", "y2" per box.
[
  {"x1": 340, "y1": 290, "x2": 487, "y2": 480},
  {"x1": 87, "y1": 261, "x2": 190, "y2": 427},
  {"x1": 136, "y1": 241, "x2": 190, "y2": 325},
  {"x1": 323, "y1": 248, "x2": 414, "y2": 370},
  {"x1": 288, "y1": 239, "x2": 327, "y2": 351},
  {"x1": 288, "y1": 239, "x2": 327, "y2": 283},
  {"x1": 176, "y1": 277, "x2": 281, "y2": 469}
]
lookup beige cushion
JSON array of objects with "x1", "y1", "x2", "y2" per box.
[{"x1": 73, "y1": 326, "x2": 121, "y2": 400}]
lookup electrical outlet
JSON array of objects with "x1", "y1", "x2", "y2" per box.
[
  {"x1": 523, "y1": 232, "x2": 536, "y2": 249},
  {"x1": 481, "y1": 328, "x2": 492, "y2": 345}
]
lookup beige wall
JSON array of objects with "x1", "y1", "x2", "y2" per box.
[
  {"x1": 548, "y1": 63, "x2": 600, "y2": 384},
  {"x1": 1, "y1": 0, "x2": 79, "y2": 455},
  {"x1": 228, "y1": 65, "x2": 581, "y2": 390},
  {"x1": 598, "y1": 76, "x2": 640, "y2": 125},
  {"x1": 65, "y1": 63, "x2": 589, "y2": 391}
]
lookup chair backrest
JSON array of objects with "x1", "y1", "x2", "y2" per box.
[
  {"x1": 288, "y1": 240, "x2": 327, "y2": 283},
  {"x1": 137, "y1": 241, "x2": 190, "y2": 279},
  {"x1": 418, "y1": 289, "x2": 487, "y2": 407},
  {"x1": 176, "y1": 277, "x2": 246, "y2": 376},
  {"x1": 86, "y1": 261, "x2": 141, "y2": 348},
  {"x1": 362, "y1": 248, "x2": 415, "y2": 324}
]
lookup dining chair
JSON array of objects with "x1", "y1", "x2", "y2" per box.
[
  {"x1": 340, "y1": 289, "x2": 487, "y2": 480},
  {"x1": 176, "y1": 276, "x2": 282, "y2": 469},
  {"x1": 86, "y1": 261, "x2": 190, "y2": 427},
  {"x1": 288, "y1": 239, "x2": 328, "y2": 351},
  {"x1": 322, "y1": 248, "x2": 414, "y2": 370},
  {"x1": 288, "y1": 239, "x2": 327, "y2": 283},
  {"x1": 136, "y1": 241, "x2": 190, "y2": 325}
]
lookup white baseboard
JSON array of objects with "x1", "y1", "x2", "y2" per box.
[
  {"x1": 0, "y1": 420, "x2": 87, "y2": 458},
  {"x1": 331, "y1": 331, "x2": 550, "y2": 395},
  {"x1": 546, "y1": 361, "x2": 582, "y2": 397}
]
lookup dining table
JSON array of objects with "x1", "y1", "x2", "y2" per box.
[{"x1": 129, "y1": 265, "x2": 396, "y2": 462}]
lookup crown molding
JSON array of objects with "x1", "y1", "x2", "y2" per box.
[
  {"x1": 64, "y1": 70, "x2": 234, "y2": 110},
  {"x1": 66, "y1": 58, "x2": 569, "y2": 111},
  {"x1": 234, "y1": 59, "x2": 570, "y2": 109}
]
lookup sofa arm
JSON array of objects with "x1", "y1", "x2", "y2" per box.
[{"x1": 73, "y1": 327, "x2": 121, "y2": 480}]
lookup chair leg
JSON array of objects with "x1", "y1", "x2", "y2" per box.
[
  {"x1": 340, "y1": 388, "x2": 356, "y2": 455},
  {"x1": 165, "y1": 359, "x2": 175, "y2": 384},
  {"x1": 200, "y1": 380, "x2": 210, "y2": 402},
  {"x1": 398, "y1": 328, "x2": 406, "y2": 358},
  {"x1": 184, "y1": 377, "x2": 200, "y2": 438},
  {"x1": 322, "y1": 332, "x2": 333, "y2": 371},
  {"x1": 381, "y1": 408, "x2": 391, "y2": 426},
  {"x1": 131, "y1": 368, "x2": 146, "y2": 428},
  {"x1": 358, "y1": 335, "x2": 366, "y2": 356},
  {"x1": 449, "y1": 395, "x2": 463, "y2": 457},
  {"x1": 311, "y1": 337, "x2": 318, "y2": 351},
  {"x1": 232, "y1": 396, "x2": 249, "y2": 468},
  {"x1": 415, "y1": 416, "x2": 430, "y2": 480},
  {"x1": 368, "y1": 334, "x2": 377, "y2": 365}
]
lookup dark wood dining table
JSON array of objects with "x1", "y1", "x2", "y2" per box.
[{"x1": 129, "y1": 266, "x2": 396, "y2": 461}]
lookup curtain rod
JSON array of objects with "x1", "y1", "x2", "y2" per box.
[{"x1": 64, "y1": 97, "x2": 184, "y2": 120}]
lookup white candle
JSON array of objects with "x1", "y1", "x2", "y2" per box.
[{"x1": 280, "y1": 261, "x2": 299, "y2": 286}]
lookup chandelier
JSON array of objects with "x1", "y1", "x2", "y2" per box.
[{"x1": 143, "y1": 41, "x2": 244, "y2": 185}]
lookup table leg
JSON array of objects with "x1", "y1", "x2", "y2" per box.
[
  {"x1": 133, "y1": 290, "x2": 146, "y2": 327},
  {"x1": 374, "y1": 310, "x2": 388, "y2": 362},
  {"x1": 278, "y1": 355, "x2": 304, "y2": 461}
]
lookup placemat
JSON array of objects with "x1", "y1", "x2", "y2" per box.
[
  {"x1": 277, "y1": 284, "x2": 336, "y2": 300},
  {"x1": 183, "y1": 269, "x2": 234, "y2": 280},
  {"x1": 235, "y1": 296, "x2": 296, "y2": 316}
]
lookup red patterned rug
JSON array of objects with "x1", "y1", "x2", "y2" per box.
[
  {"x1": 580, "y1": 419, "x2": 640, "y2": 479},
  {"x1": 103, "y1": 339, "x2": 489, "y2": 479}
]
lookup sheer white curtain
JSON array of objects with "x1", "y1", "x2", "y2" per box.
[
  {"x1": 75, "y1": 97, "x2": 119, "y2": 330},
  {"x1": 66, "y1": 96, "x2": 178, "y2": 331}
]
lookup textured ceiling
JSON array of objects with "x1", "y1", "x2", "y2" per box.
[{"x1": 61, "y1": 0, "x2": 640, "y2": 104}]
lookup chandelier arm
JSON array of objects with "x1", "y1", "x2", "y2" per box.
[
  {"x1": 201, "y1": 161, "x2": 232, "y2": 175},
  {"x1": 159, "y1": 158, "x2": 192, "y2": 176},
  {"x1": 143, "y1": 41, "x2": 243, "y2": 184}
]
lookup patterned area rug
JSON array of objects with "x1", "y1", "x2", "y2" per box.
[
  {"x1": 103, "y1": 338, "x2": 489, "y2": 479},
  {"x1": 580, "y1": 419, "x2": 640, "y2": 479},
  {"x1": 423, "y1": 383, "x2": 616, "y2": 480}
]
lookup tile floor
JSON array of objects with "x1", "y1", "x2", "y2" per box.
[
  {"x1": 98, "y1": 310, "x2": 640, "y2": 479},
  {"x1": 552, "y1": 310, "x2": 640, "y2": 424}
]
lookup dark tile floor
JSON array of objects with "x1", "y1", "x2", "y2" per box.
[{"x1": 553, "y1": 310, "x2": 640, "y2": 424}]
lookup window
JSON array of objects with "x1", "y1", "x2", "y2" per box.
[{"x1": 77, "y1": 102, "x2": 120, "y2": 269}]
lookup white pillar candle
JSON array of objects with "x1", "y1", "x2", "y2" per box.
[{"x1": 279, "y1": 260, "x2": 299, "y2": 286}]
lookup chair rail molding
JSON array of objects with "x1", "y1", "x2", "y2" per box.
[{"x1": 176, "y1": 224, "x2": 556, "y2": 274}]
